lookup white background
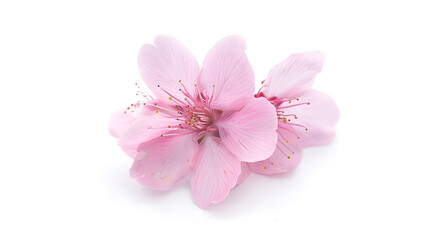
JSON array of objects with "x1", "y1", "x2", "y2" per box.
[{"x1": 1, "y1": 0, "x2": 428, "y2": 239}]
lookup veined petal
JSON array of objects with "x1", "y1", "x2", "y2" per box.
[
  {"x1": 130, "y1": 133, "x2": 197, "y2": 190},
  {"x1": 263, "y1": 52, "x2": 325, "y2": 98},
  {"x1": 117, "y1": 110, "x2": 180, "y2": 157},
  {"x1": 198, "y1": 36, "x2": 255, "y2": 110},
  {"x1": 287, "y1": 89, "x2": 339, "y2": 147},
  {"x1": 249, "y1": 128, "x2": 302, "y2": 174},
  {"x1": 138, "y1": 35, "x2": 200, "y2": 100},
  {"x1": 217, "y1": 97, "x2": 278, "y2": 163},
  {"x1": 191, "y1": 136, "x2": 241, "y2": 209}
]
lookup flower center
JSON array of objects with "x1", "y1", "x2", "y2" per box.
[
  {"x1": 255, "y1": 91, "x2": 310, "y2": 138},
  {"x1": 133, "y1": 80, "x2": 220, "y2": 140}
]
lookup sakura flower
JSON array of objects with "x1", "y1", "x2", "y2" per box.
[
  {"x1": 109, "y1": 36, "x2": 278, "y2": 208},
  {"x1": 238, "y1": 52, "x2": 339, "y2": 182}
]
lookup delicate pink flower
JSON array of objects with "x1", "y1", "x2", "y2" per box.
[
  {"x1": 109, "y1": 36, "x2": 278, "y2": 208},
  {"x1": 238, "y1": 52, "x2": 339, "y2": 183}
]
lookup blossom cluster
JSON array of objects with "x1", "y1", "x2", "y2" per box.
[{"x1": 109, "y1": 36, "x2": 339, "y2": 209}]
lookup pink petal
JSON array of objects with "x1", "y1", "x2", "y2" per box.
[
  {"x1": 263, "y1": 52, "x2": 325, "y2": 98},
  {"x1": 191, "y1": 136, "x2": 241, "y2": 209},
  {"x1": 217, "y1": 97, "x2": 278, "y2": 163},
  {"x1": 117, "y1": 110, "x2": 180, "y2": 158},
  {"x1": 130, "y1": 133, "x2": 197, "y2": 190},
  {"x1": 120, "y1": 144, "x2": 141, "y2": 159},
  {"x1": 286, "y1": 89, "x2": 339, "y2": 147},
  {"x1": 236, "y1": 162, "x2": 251, "y2": 186},
  {"x1": 108, "y1": 109, "x2": 137, "y2": 138},
  {"x1": 198, "y1": 36, "x2": 255, "y2": 110},
  {"x1": 249, "y1": 128, "x2": 302, "y2": 174},
  {"x1": 138, "y1": 35, "x2": 200, "y2": 100}
]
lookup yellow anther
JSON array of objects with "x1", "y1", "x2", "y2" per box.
[
  {"x1": 212, "y1": 85, "x2": 215, "y2": 87},
  {"x1": 305, "y1": 128, "x2": 308, "y2": 131},
  {"x1": 194, "y1": 84, "x2": 197, "y2": 87},
  {"x1": 264, "y1": 166, "x2": 267, "y2": 169},
  {"x1": 155, "y1": 110, "x2": 159, "y2": 114},
  {"x1": 287, "y1": 156, "x2": 291, "y2": 159},
  {"x1": 178, "y1": 79, "x2": 182, "y2": 82},
  {"x1": 296, "y1": 98, "x2": 299, "y2": 101},
  {"x1": 286, "y1": 140, "x2": 289, "y2": 143},
  {"x1": 168, "y1": 97, "x2": 172, "y2": 100},
  {"x1": 283, "y1": 117, "x2": 287, "y2": 123},
  {"x1": 168, "y1": 125, "x2": 171, "y2": 128},
  {"x1": 184, "y1": 97, "x2": 188, "y2": 101},
  {"x1": 297, "y1": 137, "x2": 300, "y2": 139},
  {"x1": 295, "y1": 116, "x2": 298, "y2": 119}
]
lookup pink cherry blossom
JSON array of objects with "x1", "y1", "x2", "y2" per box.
[
  {"x1": 238, "y1": 52, "x2": 339, "y2": 183},
  {"x1": 109, "y1": 36, "x2": 278, "y2": 208}
]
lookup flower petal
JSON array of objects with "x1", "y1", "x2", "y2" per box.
[
  {"x1": 191, "y1": 136, "x2": 241, "y2": 209},
  {"x1": 262, "y1": 52, "x2": 325, "y2": 98},
  {"x1": 198, "y1": 36, "x2": 255, "y2": 110},
  {"x1": 138, "y1": 35, "x2": 200, "y2": 100},
  {"x1": 217, "y1": 97, "x2": 278, "y2": 162},
  {"x1": 236, "y1": 162, "x2": 251, "y2": 186},
  {"x1": 130, "y1": 133, "x2": 197, "y2": 190},
  {"x1": 108, "y1": 109, "x2": 137, "y2": 138},
  {"x1": 285, "y1": 89, "x2": 339, "y2": 147},
  {"x1": 249, "y1": 128, "x2": 302, "y2": 174},
  {"x1": 117, "y1": 109, "x2": 180, "y2": 158}
]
